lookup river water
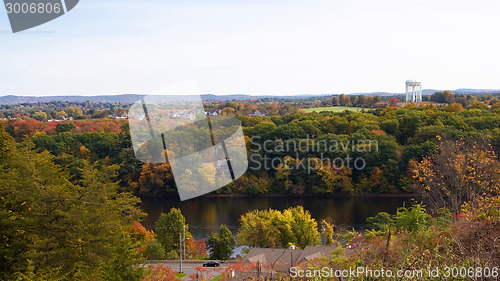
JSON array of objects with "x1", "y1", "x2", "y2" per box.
[{"x1": 140, "y1": 195, "x2": 413, "y2": 240}]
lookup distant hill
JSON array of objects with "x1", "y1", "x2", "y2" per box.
[
  {"x1": 0, "y1": 93, "x2": 319, "y2": 105},
  {"x1": 349, "y1": 89, "x2": 499, "y2": 97},
  {"x1": 453, "y1": 88, "x2": 500, "y2": 94},
  {"x1": 349, "y1": 89, "x2": 445, "y2": 96},
  {"x1": 1, "y1": 89, "x2": 498, "y2": 105},
  {"x1": 0, "y1": 94, "x2": 145, "y2": 105}
]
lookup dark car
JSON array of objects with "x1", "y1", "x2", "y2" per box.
[{"x1": 202, "y1": 261, "x2": 220, "y2": 267}]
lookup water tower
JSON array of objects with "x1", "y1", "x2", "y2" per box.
[{"x1": 405, "y1": 80, "x2": 422, "y2": 102}]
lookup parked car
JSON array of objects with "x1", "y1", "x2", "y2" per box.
[{"x1": 202, "y1": 261, "x2": 220, "y2": 267}]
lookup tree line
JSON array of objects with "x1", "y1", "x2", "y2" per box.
[{"x1": 2, "y1": 100, "x2": 499, "y2": 197}]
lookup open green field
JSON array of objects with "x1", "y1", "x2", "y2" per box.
[{"x1": 303, "y1": 106, "x2": 364, "y2": 113}]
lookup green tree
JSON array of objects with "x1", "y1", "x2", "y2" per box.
[
  {"x1": 65, "y1": 106, "x2": 83, "y2": 118},
  {"x1": 32, "y1": 111, "x2": 47, "y2": 121},
  {"x1": 55, "y1": 111, "x2": 67, "y2": 120},
  {"x1": 285, "y1": 206, "x2": 321, "y2": 248},
  {"x1": 56, "y1": 122, "x2": 76, "y2": 133},
  {"x1": 350, "y1": 95, "x2": 358, "y2": 106},
  {"x1": 321, "y1": 220, "x2": 335, "y2": 246},
  {"x1": 394, "y1": 204, "x2": 431, "y2": 233},
  {"x1": 144, "y1": 240, "x2": 166, "y2": 260},
  {"x1": 237, "y1": 206, "x2": 320, "y2": 248},
  {"x1": 366, "y1": 212, "x2": 394, "y2": 232},
  {"x1": 0, "y1": 127, "x2": 145, "y2": 280},
  {"x1": 154, "y1": 208, "x2": 191, "y2": 257},
  {"x1": 332, "y1": 96, "x2": 339, "y2": 106},
  {"x1": 206, "y1": 225, "x2": 235, "y2": 260}
]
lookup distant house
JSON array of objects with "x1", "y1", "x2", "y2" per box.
[
  {"x1": 171, "y1": 111, "x2": 183, "y2": 118},
  {"x1": 249, "y1": 110, "x2": 266, "y2": 117},
  {"x1": 206, "y1": 109, "x2": 223, "y2": 116}
]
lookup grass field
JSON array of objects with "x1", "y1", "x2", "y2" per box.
[{"x1": 302, "y1": 106, "x2": 364, "y2": 113}]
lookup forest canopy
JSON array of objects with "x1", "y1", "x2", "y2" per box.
[{"x1": 2, "y1": 97, "x2": 499, "y2": 197}]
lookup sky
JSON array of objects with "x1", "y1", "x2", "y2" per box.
[{"x1": 0, "y1": 0, "x2": 499, "y2": 96}]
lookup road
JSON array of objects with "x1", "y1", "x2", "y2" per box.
[{"x1": 146, "y1": 260, "x2": 230, "y2": 280}]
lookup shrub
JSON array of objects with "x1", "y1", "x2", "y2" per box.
[{"x1": 144, "y1": 240, "x2": 166, "y2": 260}]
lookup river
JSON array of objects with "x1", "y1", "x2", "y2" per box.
[{"x1": 140, "y1": 195, "x2": 414, "y2": 240}]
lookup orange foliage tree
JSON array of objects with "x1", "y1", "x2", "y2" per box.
[
  {"x1": 186, "y1": 239, "x2": 208, "y2": 259},
  {"x1": 130, "y1": 221, "x2": 155, "y2": 252}
]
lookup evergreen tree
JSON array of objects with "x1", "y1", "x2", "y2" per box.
[
  {"x1": 154, "y1": 208, "x2": 191, "y2": 257},
  {"x1": 207, "y1": 225, "x2": 235, "y2": 260},
  {"x1": 0, "y1": 127, "x2": 145, "y2": 280}
]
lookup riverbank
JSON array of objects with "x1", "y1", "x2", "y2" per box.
[
  {"x1": 137, "y1": 192, "x2": 418, "y2": 200},
  {"x1": 140, "y1": 195, "x2": 414, "y2": 237}
]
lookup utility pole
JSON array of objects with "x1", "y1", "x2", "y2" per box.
[
  {"x1": 321, "y1": 222, "x2": 325, "y2": 246},
  {"x1": 183, "y1": 225, "x2": 186, "y2": 258},
  {"x1": 179, "y1": 232, "x2": 183, "y2": 273}
]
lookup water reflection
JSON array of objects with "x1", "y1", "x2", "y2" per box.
[{"x1": 140, "y1": 196, "x2": 412, "y2": 240}]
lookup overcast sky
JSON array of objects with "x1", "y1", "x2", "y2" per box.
[{"x1": 1, "y1": 0, "x2": 499, "y2": 96}]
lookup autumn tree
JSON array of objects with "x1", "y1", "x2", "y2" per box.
[
  {"x1": 237, "y1": 206, "x2": 320, "y2": 248},
  {"x1": 339, "y1": 94, "x2": 349, "y2": 106},
  {"x1": 130, "y1": 222, "x2": 166, "y2": 260},
  {"x1": 410, "y1": 137, "x2": 500, "y2": 216},
  {"x1": 185, "y1": 238, "x2": 208, "y2": 260},
  {"x1": 65, "y1": 106, "x2": 83, "y2": 118},
  {"x1": 32, "y1": 111, "x2": 47, "y2": 122},
  {"x1": 143, "y1": 265, "x2": 180, "y2": 281},
  {"x1": 357, "y1": 95, "x2": 367, "y2": 107},
  {"x1": 350, "y1": 95, "x2": 358, "y2": 106},
  {"x1": 313, "y1": 164, "x2": 353, "y2": 193},
  {"x1": 55, "y1": 110, "x2": 67, "y2": 120},
  {"x1": 133, "y1": 163, "x2": 175, "y2": 195},
  {"x1": 321, "y1": 220, "x2": 335, "y2": 246},
  {"x1": 331, "y1": 96, "x2": 339, "y2": 106},
  {"x1": 388, "y1": 97, "x2": 399, "y2": 107}
]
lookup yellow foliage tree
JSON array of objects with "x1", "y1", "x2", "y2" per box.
[{"x1": 410, "y1": 137, "x2": 500, "y2": 216}]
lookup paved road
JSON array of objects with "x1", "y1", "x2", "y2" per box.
[{"x1": 146, "y1": 260, "x2": 229, "y2": 280}]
